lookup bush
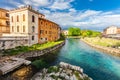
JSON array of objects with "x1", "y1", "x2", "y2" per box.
[
  {"x1": 47, "y1": 66, "x2": 59, "y2": 73},
  {"x1": 31, "y1": 59, "x2": 48, "y2": 69}
]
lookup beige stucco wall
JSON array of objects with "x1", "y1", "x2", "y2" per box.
[
  {"x1": 9, "y1": 9, "x2": 38, "y2": 45},
  {"x1": 10, "y1": 10, "x2": 28, "y2": 36},
  {"x1": 106, "y1": 26, "x2": 117, "y2": 34},
  {"x1": 28, "y1": 10, "x2": 38, "y2": 45}
]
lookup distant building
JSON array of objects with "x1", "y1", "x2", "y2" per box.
[
  {"x1": 38, "y1": 18, "x2": 61, "y2": 43},
  {"x1": 0, "y1": 8, "x2": 10, "y2": 35},
  {"x1": 103, "y1": 26, "x2": 120, "y2": 39},
  {"x1": 103, "y1": 26, "x2": 120, "y2": 35},
  {"x1": 62, "y1": 30, "x2": 68, "y2": 36}
]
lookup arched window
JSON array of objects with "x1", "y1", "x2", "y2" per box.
[
  {"x1": 23, "y1": 25, "x2": 25, "y2": 32},
  {"x1": 11, "y1": 16, "x2": 13, "y2": 22},
  {"x1": 32, "y1": 15, "x2": 35, "y2": 22},
  {"x1": 32, "y1": 26, "x2": 35, "y2": 32},
  {"x1": 17, "y1": 15, "x2": 19, "y2": 22},
  {"x1": 23, "y1": 14, "x2": 25, "y2": 21},
  {"x1": 17, "y1": 26, "x2": 19, "y2": 32}
]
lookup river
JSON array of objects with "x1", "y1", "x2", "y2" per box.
[
  {"x1": 52, "y1": 38, "x2": 120, "y2": 80},
  {"x1": 1, "y1": 38, "x2": 120, "y2": 80}
]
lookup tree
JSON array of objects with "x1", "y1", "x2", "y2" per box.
[
  {"x1": 68, "y1": 27, "x2": 81, "y2": 36},
  {"x1": 81, "y1": 30, "x2": 101, "y2": 38}
]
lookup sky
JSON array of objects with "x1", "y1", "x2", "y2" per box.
[{"x1": 1, "y1": 0, "x2": 120, "y2": 31}]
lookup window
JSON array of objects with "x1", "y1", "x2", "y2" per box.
[
  {"x1": 12, "y1": 26, "x2": 14, "y2": 32},
  {"x1": 23, "y1": 14, "x2": 25, "y2": 21},
  {"x1": 40, "y1": 30, "x2": 43, "y2": 34},
  {"x1": 17, "y1": 15, "x2": 19, "y2": 22},
  {"x1": 6, "y1": 21, "x2": 9, "y2": 26},
  {"x1": 6, "y1": 13, "x2": 9, "y2": 17},
  {"x1": 32, "y1": 36, "x2": 34, "y2": 40},
  {"x1": 17, "y1": 26, "x2": 19, "y2": 32},
  {"x1": 32, "y1": 15, "x2": 35, "y2": 22},
  {"x1": 32, "y1": 26, "x2": 35, "y2": 32},
  {"x1": 11, "y1": 16, "x2": 13, "y2": 22},
  {"x1": 40, "y1": 38, "x2": 43, "y2": 40},
  {"x1": 23, "y1": 25, "x2": 25, "y2": 32},
  {"x1": 45, "y1": 31, "x2": 47, "y2": 34},
  {"x1": 41, "y1": 22, "x2": 43, "y2": 24}
]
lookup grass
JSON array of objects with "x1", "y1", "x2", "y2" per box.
[
  {"x1": 83, "y1": 37, "x2": 120, "y2": 47},
  {"x1": 3, "y1": 40, "x2": 64, "y2": 55}
]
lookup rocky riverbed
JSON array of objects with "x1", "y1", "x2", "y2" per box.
[{"x1": 32, "y1": 62, "x2": 92, "y2": 80}]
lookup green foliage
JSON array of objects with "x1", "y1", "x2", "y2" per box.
[
  {"x1": 57, "y1": 33, "x2": 65, "y2": 41},
  {"x1": 74, "y1": 71, "x2": 83, "y2": 80},
  {"x1": 50, "y1": 75, "x2": 58, "y2": 79},
  {"x1": 81, "y1": 30, "x2": 101, "y2": 38},
  {"x1": 31, "y1": 59, "x2": 48, "y2": 69},
  {"x1": 68, "y1": 27, "x2": 81, "y2": 36},
  {"x1": 3, "y1": 40, "x2": 64, "y2": 55},
  {"x1": 47, "y1": 66, "x2": 59, "y2": 73},
  {"x1": 68, "y1": 27, "x2": 101, "y2": 37}
]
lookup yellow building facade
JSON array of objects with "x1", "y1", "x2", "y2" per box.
[{"x1": 0, "y1": 8, "x2": 10, "y2": 35}]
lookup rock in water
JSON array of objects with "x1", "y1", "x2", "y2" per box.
[{"x1": 31, "y1": 62, "x2": 93, "y2": 80}]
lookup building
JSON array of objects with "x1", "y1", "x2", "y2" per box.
[
  {"x1": 38, "y1": 18, "x2": 61, "y2": 43},
  {"x1": 0, "y1": 5, "x2": 61, "y2": 49},
  {"x1": 61, "y1": 30, "x2": 68, "y2": 36},
  {"x1": 103, "y1": 26, "x2": 120, "y2": 38},
  {"x1": 8, "y1": 5, "x2": 41, "y2": 45},
  {"x1": 103, "y1": 26, "x2": 120, "y2": 35},
  {"x1": 0, "y1": 8, "x2": 10, "y2": 35}
]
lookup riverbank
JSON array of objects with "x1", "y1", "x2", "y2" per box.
[
  {"x1": 81, "y1": 37, "x2": 120, "y2": 57},
  {"x1": 1, "y1": 40, "x2": 64, "y2": 56},
  {"x1": 0, "y1": 41, "x2": 65, "y2": 80},
  {"x1": 32, "y1": 62, "x2": 92, "y2": 80},
  {"x1": 15, "y1": 41, "x2": 65, "y2": 59}
]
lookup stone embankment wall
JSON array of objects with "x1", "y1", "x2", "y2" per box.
[
  {"x1": 81, "y1": 39, "x2": 120, "y2": 57},
  {"x1": 0, "y1": 37, "x2": 28, "y2": 50},
  {"x1": 16, "y1": 41, "x2": 65, "y2": 59}
]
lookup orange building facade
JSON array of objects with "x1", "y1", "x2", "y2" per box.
[
  {"x1": 38, "y1": 18, "x2": 61, "y2": 43},
  {"x1": 0, "y1": 8, "x2": 10, "y2": 35}
]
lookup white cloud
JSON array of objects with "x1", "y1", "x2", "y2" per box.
[
  {"x1": 3, "y1": 0, "x2": 120, "y2": 31},
  {"x1": 69, "y1": 8, "x2": 76, "y2": 12},
  {"x1": 9, "y1": 0, "x2": 74, "y2": 10},
  {"x1": 43, "y1": 9, "x2": 120, "y2": 31},
  {"x1": 48, "y1": 0, "x2": 74, "y2": 10},
  {"x1": 23, "y1": 0, "x2": 53, "y2": 7}
]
